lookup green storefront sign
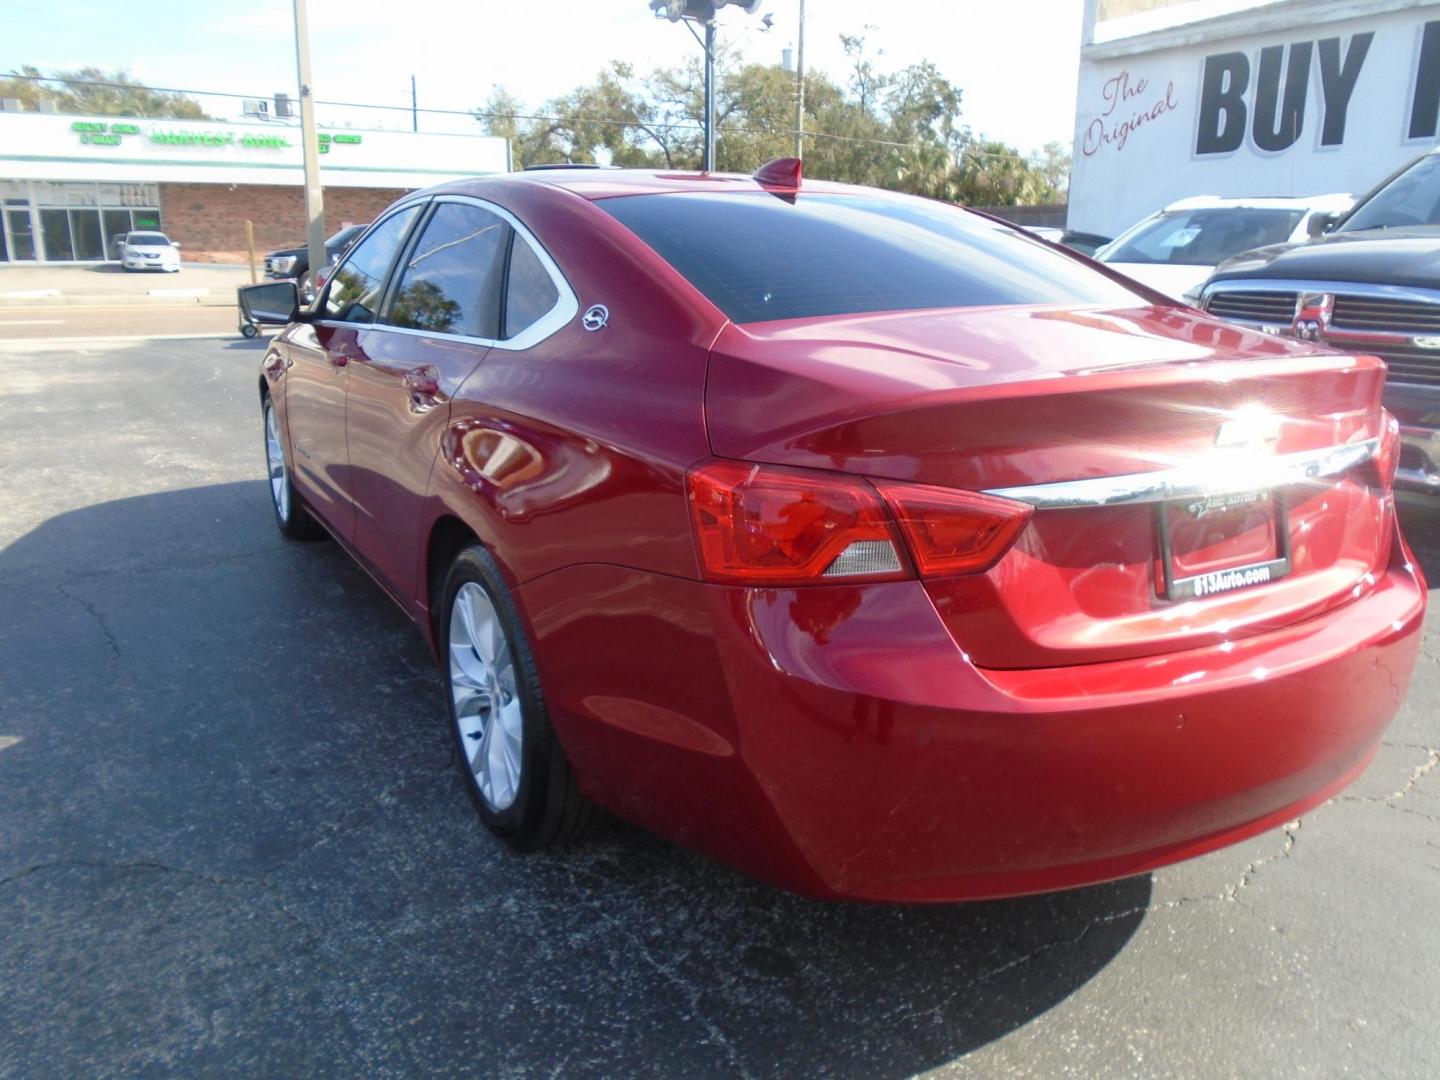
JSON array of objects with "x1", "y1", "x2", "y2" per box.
[{"x1": 71, "y1": 120, "x2": 362, "y2": 155}]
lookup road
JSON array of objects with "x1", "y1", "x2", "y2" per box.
[{"x1": 1, "y1": 336, "x2": 1437, "y2": 1078}]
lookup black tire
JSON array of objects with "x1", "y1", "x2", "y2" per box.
[
  {"x1": 261, "y1": 391, "x2": 325, "y2": 541},
  {"x1": 439, "y1": 544, "x2": 605, "y2": 850},
  {"x1": 241, "y1": 323, "x2": 259, "y2": 339}
]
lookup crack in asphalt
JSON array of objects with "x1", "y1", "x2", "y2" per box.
[
  {"x1": 0, "y1": 858, "x2": 229, "y2": 891},
  {"x1": 54, "y1": 582, "x2": 121, "y2": 658},
  {"x1": 1337, "y1": 747, "x2": 1440, "y2": 807},
  {"x1": 556, "y1": 859, "x2": 759, "y2": 1080},
  {"x1": 879, "y1": 817, "x2": 1305, "y2": 1040},
  {"x1": 3, "y1": 547, "x2": 273, "y2": 591},
  {"x1": 1225, "y1": 818, "x2": 1301, "y2": 903}
]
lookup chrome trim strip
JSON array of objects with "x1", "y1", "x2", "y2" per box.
[
  {"x1": 983, "y1": 439, "x2": 1379, "y2": 509},
  {"x1": 310, "y1": 194, "x2": 579, "y2": 352},
  {"x1": 426, "y1": 194, "x2": 579, "y2": 352}
]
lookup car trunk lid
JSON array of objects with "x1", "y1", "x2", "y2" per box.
[{"x1": 704, "y1": 304, "x2": 1392, "y2": 668}]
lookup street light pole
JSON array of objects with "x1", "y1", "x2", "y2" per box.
[
  {"x1": 651, "y1": 1, "x2": 766, "y2": 173},
  {"x1": 793, "y1": 0, "x2": 805, "y2": 159},
  {"x1": 292, "y1": 0, "x2": 326, "y2": 289}
]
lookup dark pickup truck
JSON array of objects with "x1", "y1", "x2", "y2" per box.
[
  {"x1": 1199, "y1": 149, "x2": 1440, "y2": 499},
  {"x1": 263, "y1": 223, "x2": 367, "y2": 299}
]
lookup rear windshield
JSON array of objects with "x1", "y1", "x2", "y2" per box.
[
  {"x1": 1100, "y1": 208, "x2": 1303, "y2": 266},
  {"x1": 599, "y1": 192, "x2": 1137, "y2": 324}
]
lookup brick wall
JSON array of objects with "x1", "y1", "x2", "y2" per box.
[{"x1": 158, "y1": 183, "x2": 406, "y2": 263}]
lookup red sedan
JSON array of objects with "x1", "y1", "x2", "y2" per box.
[{"x1": 241, "y1": 162, "x2": 1426, "y2": 902}]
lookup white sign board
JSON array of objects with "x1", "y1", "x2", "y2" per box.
[
  {"x1": 1070, "y1": 1, "x2": 1440, "y2": 237},
  {"x1": 0, "y1": 112, "x2": 510, "y2": 189}
]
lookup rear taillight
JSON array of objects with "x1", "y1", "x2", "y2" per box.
[
  {"x1": 1376, "y1": 409, "x2": 1401, "y2": 492},
  {"x1": 874, "y1": 481, "x2": 1034, "y2": 577},
  {"x1": 686, "y1": 460, "x2": 1033, "y2": 585},
  {"x1": 687, "y1": 461, "x2": 907, "y2": 585}
]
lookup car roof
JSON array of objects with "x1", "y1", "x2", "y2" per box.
[
  {"x1": 431, "y1": 167, "x2": 873, "y2": 202},
  {"x1": 1159, "y1": 192, "x2": 1354, "y2": 213}
]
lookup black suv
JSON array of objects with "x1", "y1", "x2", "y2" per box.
[
  {"x1": 263, "y1": 223, "x2": 367, "y2": 299},
  {"x1": 1199, "y1": 150, "x2": 1440, "y2": 500}
]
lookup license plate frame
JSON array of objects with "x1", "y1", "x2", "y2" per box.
[{"x1": 1155, "y1": 490, "x2": 1292, "y2": 601}]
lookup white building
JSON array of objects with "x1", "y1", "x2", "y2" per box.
[
  {"x1": 1069, "y1": 0, "x2": 1440, "y2": 237},
  {"x1": 0, "y1": 110, "x2": 510, "y2": 263}
]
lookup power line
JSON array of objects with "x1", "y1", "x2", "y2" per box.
[{"x1": 2, "y1": 71, "x2": 1041, "y2": 162}]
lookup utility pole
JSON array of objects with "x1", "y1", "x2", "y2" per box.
[
  {"x1": 793, "y1": 0, "x2": 806, "y2": 159},
  {"x1": 703, "y1": 19, "x2": 716, "y2": 171},
  {"x1": 411, "y1": 74, "x2": 418, "y2": 133},
  {"x1": 292, "y1": 0, "x2": 325, "y2": 290}
]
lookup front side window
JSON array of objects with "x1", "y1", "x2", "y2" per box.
[
  {"x1": 503, "y1": 236, "x2": 561, "y2": 339},
  {"x1": 1100, "y1": 208, "x2": 1303, "y2": 266},
  {"x1": 386, "y1": 202, "x2": 510, "y2": 338},
  {"x1": 322, "y1": 205, "x2": 421, "y2": 323},
  {"x1": 599, "y1": 192, "x2": 1138, "y2": 324}
]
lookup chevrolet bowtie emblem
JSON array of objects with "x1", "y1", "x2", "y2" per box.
[{"x1": 1216, "y1": 411, "x2": 1283, "y2": 450}]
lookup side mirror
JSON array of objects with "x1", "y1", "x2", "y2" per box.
[
  {"x1": 172, "y1": 241, "x2": 181, "y2": 249},
  {"x1": 238, "y1": 280, "x2": 304, "y2": 325},
  {"x1": 1307, "y1": 212, "x2": 1339, "y2": 238}
]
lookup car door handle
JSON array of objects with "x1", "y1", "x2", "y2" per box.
[{"x1": 330, "y1": 347, "x2": 350, "y2": 368}]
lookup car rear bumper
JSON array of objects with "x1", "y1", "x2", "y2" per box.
[{"x1": 524, "y1": 518, "x2": 1426, "y2": 903}]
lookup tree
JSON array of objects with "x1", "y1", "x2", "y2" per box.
[
  {"x1": 0, "y1": 65, "x2": 48, "y2": 111},
  {"x1": 0, "y1": 66, "x2": 210, "y2": 119},
  {"x1": 954, "y1": 140, "x2": 1056, "y2": 206},
  {"x1": 472, "y1": 32, "x2": 1065, "y2": 208},
  {"x1": 1029, "y1": 140, "x2": 1072, "y2": 202}
]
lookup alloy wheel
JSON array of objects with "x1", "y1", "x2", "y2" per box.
[
  {"x1": 449, "y1": 581, "x2": 524, "y2": 811},
  {"x1": 264, "y1": 401, "x2": 290, "y2": 523}
]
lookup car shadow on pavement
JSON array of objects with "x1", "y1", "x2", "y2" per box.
[{"x1": 0, "y1": 480, "x2": 1148, "y2": 1077}]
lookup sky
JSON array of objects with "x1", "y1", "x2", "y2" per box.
[{"x1": 0, "y1": 0, "x2": 1086, "y2": 154}]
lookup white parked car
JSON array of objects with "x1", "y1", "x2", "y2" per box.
[
  {"x1": 1096, "y1": 194, "x2": 1353, "y2": 303},
  {"x1": 120, "y1": 231, "x2": 181, "y2": 273}
]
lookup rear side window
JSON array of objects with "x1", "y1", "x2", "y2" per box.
[
  {"x1": 386, "y1": 202, "x2": 510, "y2": 338},
  {"x1": 503, "y1": 236, "x2": 560, "y2": 339},
  {"x1": 322, "y1": 206, "x2": 421, "y2": 324},
  {"x1": 599, "y1": 192, "x2": 1137, "y2": 324}
]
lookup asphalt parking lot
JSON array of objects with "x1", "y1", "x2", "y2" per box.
[{"x1": 1, "y1": 334, "x2": 1437, "y2": 1078}]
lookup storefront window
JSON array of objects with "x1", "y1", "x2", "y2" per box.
[
  {"x1": 102, "y1": 208, "x2": 132, "y2": 259},
  {"x1": 5, "y1": 184, "x2": 163, "y2": 262},
  {"x1": 39, "y1": 208, "x2": 74, "y2": 261},
  {"x1": 4, "y1": 208, "x2": 35, "y2": 261},
  {"x1": 71, "y1": 209, "x2": 104, "y2": 261}
]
